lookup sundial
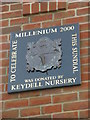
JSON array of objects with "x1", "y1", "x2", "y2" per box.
[
  {"x1": 26, "y1": 37, "x2": 62, "y2": 72},
  {"x1": 8, "y1": 24, "x2": 81, "y2": 93}
]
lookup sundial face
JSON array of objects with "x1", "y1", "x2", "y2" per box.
[{"x1": 26, "y1": 37, "x2": 62, "y2": 72}]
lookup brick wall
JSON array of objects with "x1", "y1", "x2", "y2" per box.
[{"x1": 0, "y1": 0, "x2": 90, "y2": 119}]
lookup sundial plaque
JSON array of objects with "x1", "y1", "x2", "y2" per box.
[{"x1": 8, "y1": 23, "x2": 81, "y2": 93}]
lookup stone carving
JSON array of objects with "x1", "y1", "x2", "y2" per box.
[{"x1": 26, "y1": 37, "x2": 62, "y2": 72}]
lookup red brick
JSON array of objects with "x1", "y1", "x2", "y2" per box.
[
  {"x1": 32, "y1": 2, "x2": 39, "y2": 14},
  {"x1": 0, "y1": 84, "x2": 4, "y2": 92},
  {"x1": 80, "y1": 23, "x2": 89, "y2": 31},
  {"x1": 0, "y1": 60, "x2": 2, "y2": 67},
  {"x1": 54, "y1": 10, "x2": 75, "y2": 19},
  {"x1": 80, "y1": 31, "x2": 89, "y2": 39},
  {"x1": 53, "y1": 93, "x2": 77, "y2": 103},
  {"x1": 0, "y1": 68, "x2": 6, "y2": 75},
  {"x1": 89, "y1": 40, "x2": 90, "y2": 46},
  {"x1": 10, "y1": 17, "x2": 29, "y2": 26},
  {"x1": 80, "y1": 40, "x2": 88, "y2": 48},
  {"x1": 63, "y1": 82, "x2": 88, "y2": 92},
  {"x1": 63, "y1": 16, "x2": 88, "y2": 25},
  {"x1": 0, "y1": 102, "x2": 2, "y2": 110},
  {"x1": 31, "y1": 14, "x2": 52, "y2": 23},
  {"x1": 1, "y1": 76, "x2": 8, "y2": 84},
  {"x1": 7, "y1": 67, "x2": 9, "y2": 75},
  {"x1": 30, "y1": 96, "x2": 51, "y2": 106},
  {"x1": 1, "y1": 59, "x2": 9, "y2": 67},
  {"x1": 81, "y1": 65, "x2": 89, "y2": 73},
  {"x1": 0, "y1": 20, "x2": 8, "y2": 27},
  {"x1": 82, "y1": 61, "x2": 89, "y2": 71},
  {"x1": 2, "y1": 93, "x2": 18, "y2": 100},
  {"x1": 23, "y1": 4, "x2": 30, "y2": 15},
  {"x1": 5, "y1": 83, "x2": 8, "y2": 92},
  {"x1": 81, "y1": 73, "x2": 89, "y2": 81},
  {"x1": 80, "y1": 110, "x2": 89, "y2": 118},
  {"x1": 41, "y1": 87, "x2": 62, "y2": 95},
  {"x1": 0, "y1": 51, "x2": 7, "y2": 59},
  {"x1": 40, "y1": 2, "x2": 47, "y2": 13},
  {"x1": 58, "y1": 2, "x2": 67, "y2": 10},
  {"x1": 79, "y1": 91, "x2": 88, "y2": 100},
  {"x1": 42, "y1": 104, "x2": 61, "y2": 114},
  {"x1": 8, "y1": 51, "x2": 10, "y2": 58},
  {"x1": 77, "y1": 7, "x2": 89, "y2": 16},
  {"x1": 20, "y1": 107, "x2": 40, "y2": 117},
  {"x1": 68, "y1": 2, "x2": 89, "y2": 9},
  {"x1": 0, "y1": 112, "x2": 2, "y2": 120},
  {"x1": 0, "y1": 5, "x2": 9, "y2": 12},
  {"x1": 23, "y1": 23, "x2": 40, "y2": 30},
  {"x1": 20, "y1": 91, "x2": 40, "y2": 98},
  {"x1": 5, "y1": 99, "x2": 28, "y2": 109},
  {"x1": 1, "y1": 10, "x2": 22, "y2": 19},
  {"x1": 2, "y1": 26, "x2": 21, "y2": 34},
  {"x1": 63, "y1": 101, "x2": 88, "y2": 111},
  {"x1": 53, "y1": 111, "x2": 78, "y2": 118},
  {"x1": 49, "y1": 2, "x2": 56, "y2": 11},
  {"x1": 80, "y1": 48, "x2": 88, "y2": 56},
  {"x1": 42, "y1": 20, "x2": 61, "y2": 28},
  {"x1": 1, "y1": 43, "x2": 10, "y2": 51},
  {"x1": 0, "y1": 35, "x2": 8, "y2": 43},
  {"x1": 10, "y1": 3, "x2": 22, "y2": 10},
  {"x1": 80, "y1": 57, "x2": 88, "y2": 64},
  {"x1": 36, "y1": 115, "x2": 51, "y2": 118},
  {"x1": 2, "y1": 110, "x2": 19, "y2": 118}
]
